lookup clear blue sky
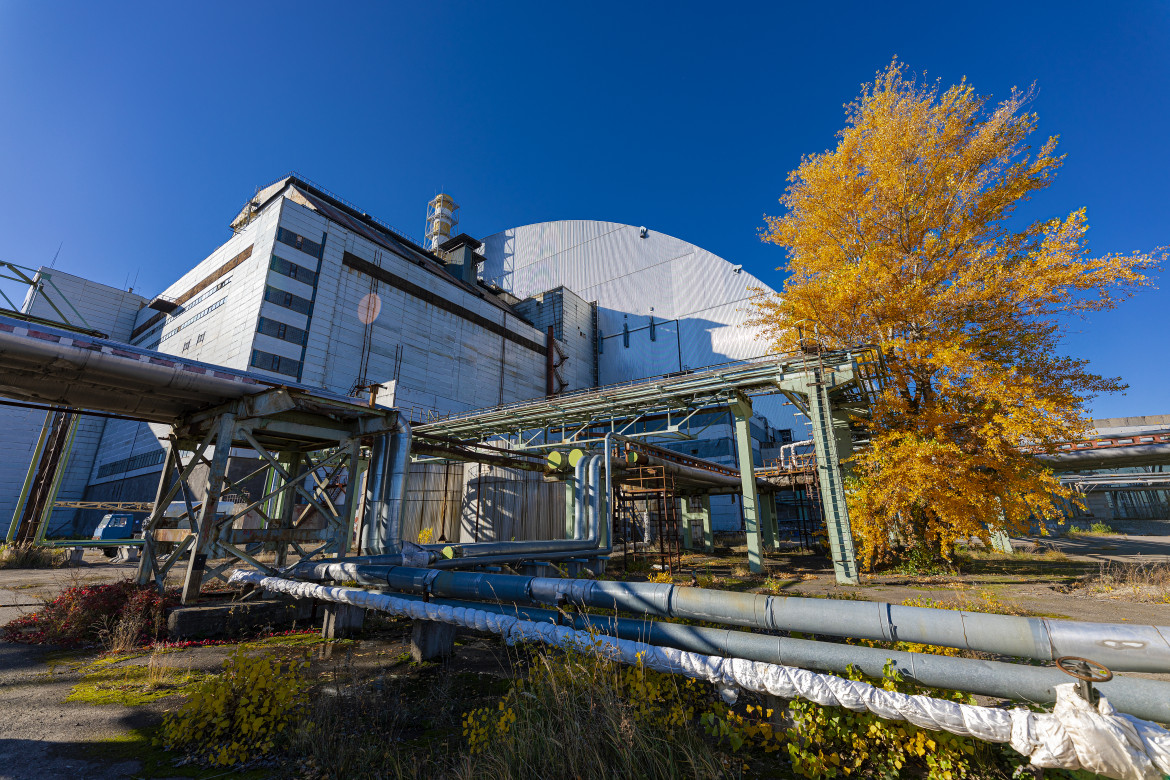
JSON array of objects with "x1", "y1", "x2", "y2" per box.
[{"x1": 1, "y1": 2, "x2": 1166, "y2": 418}]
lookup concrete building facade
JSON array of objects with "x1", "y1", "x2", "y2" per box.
[{"x1": 4, "y1": 176, "x2": 801, "y2": 538}]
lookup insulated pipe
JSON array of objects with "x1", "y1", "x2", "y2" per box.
[
  {"x1": 554, "y1": 578, "x2": 1170, "y2": 675},
  {"x1": 574, "y1": 453, "x2": 589, "y2": 540},
  {"x1": 777, "y1": 439, "x2": 813, "y2": 468},
  {"x1": 360, "y1": 415, "x2": 412, "y2": 556},
  {"x1": 0, "y1": 313, "x2": 355, "y2": 422},
  {"x1": 398, "y1": 594, "x2": 1170, "y2": 724},
  {"x1": 234, "y1": 571, "x2": 1170, "y2": 724},
  {"x1": 290, "y1": 563, "x2": 1170, "y2": 674},
  {"x1": 622, "y1": 450, "x2": 773, "y2": 491}
]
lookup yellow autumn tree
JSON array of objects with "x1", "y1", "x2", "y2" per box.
[{"x1": 750, "y1": 60, "x2": 1161, "y2": 568}]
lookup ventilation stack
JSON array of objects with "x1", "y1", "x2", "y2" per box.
[{"x1": 425, "y1": 194, "x2": 459, "y2": 251}]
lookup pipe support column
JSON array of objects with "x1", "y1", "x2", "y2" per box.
[{"x1": 730, "y1": 392, "x2": 763, "y2": 573}]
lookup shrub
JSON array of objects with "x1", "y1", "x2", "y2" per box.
[
  {"x1": 2, "y1": 578, "x2": 174, "y2": 647},
  {"x1": 0, "y1": 541, "x2": 65, "y2": 569},
  {"x1": 785, "y1": 662, "x2": 1016, "y2": 779},
  {"x1": 157, "y1": 648, "x2": 308, "y2": 766}
]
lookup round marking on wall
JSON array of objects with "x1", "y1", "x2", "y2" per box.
[{"x1": 357, "y1": 293, "x2": 382, "y2": 324}]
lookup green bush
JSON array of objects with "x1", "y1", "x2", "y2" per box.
[{"x1": 156, "y1": 648, "x2": 308, "y2": 766}]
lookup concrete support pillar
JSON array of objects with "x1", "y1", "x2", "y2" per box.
[
  {"x1": 411, "y1": 620, "x2": 456, "y2": 662},
  {"x1": 759, "y1": 493, "x2": 778, "y2": 551},
  {"x1": 321, "y1": 602, "x2": 365, "y2": 639},
  {"x1": 730, "y1": 392, "x2": 763, "y2": 574},
  {"x1": 680, "y1": 497, "x2": 693, "y2": 550},
  {"x1": 989, "y1": 529, "x2": 1013, "y2": 554},
  {"x1": 274, "y1": 452, "x2": 301, "y2": 569}
]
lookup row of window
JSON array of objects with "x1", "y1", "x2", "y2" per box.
[
  {"x1": 256, "y1": 316, "x2": 307, "y2": 346},
  {"x1": 250, "y1": 349, "x2": 303, "y2": 377},
  {"x1": 263, "y1": 284, "x2": 313, "y2": 316},
  {"x1": 97, "y1": 449, "x2": 166, "y2": 479},
  {"x1": 132, "y1": 277, "x2": 234, "y2": 346},
  {"x1": 269, "y1": 254, "x2": 318, "y2": 286},
  {"x1": 184, "y1": 276, "x2": 233, "y2": 313},
  {"x1": 276, "y1": 227, "x2": 325, "y2": 260},
  {"x1": 161, "y1": 297, "x2": 226, "y2": 343}
]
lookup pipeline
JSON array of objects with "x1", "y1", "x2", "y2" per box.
[
  {"x1": 776, "y1": 439, "x2": 814, "y2": 469},
  {"x1": 360, "y1": 415, "x2": 412, "y2": 555},
  {"x1": 230, "y1": 570, "x2": 1170, "y2": 777},
  {"x1": 288, "y1": 564, "x2": 1170, "y2": 675}
]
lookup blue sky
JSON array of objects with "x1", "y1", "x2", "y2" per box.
[{"x1": 0, "y1": 2, "x2": 1166, "y2": 417}]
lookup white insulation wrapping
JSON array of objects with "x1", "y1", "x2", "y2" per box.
[{"x1": 230, "y1": 571, "x2": 1170, "y2": 780}]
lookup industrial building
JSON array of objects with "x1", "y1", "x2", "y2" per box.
[{"x1": 2, "y1": 175, "x2": 802, "y2": 540}]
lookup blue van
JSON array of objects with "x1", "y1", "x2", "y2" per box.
[{"x1": 91, "y1": 513, "x2": 143, "y2": 557}]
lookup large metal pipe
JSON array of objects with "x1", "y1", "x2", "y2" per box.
[
  {"x1": 360, "y1": 415, "x2": 412, "y2": 555},
  {"x1": 291, "y1": 563, "x2": 1170, "y2": 674},
  {"x1": 237, "y1": 571, "x2": 1170, "y2": 724},
  {"x1": 622, "y1": 449, "x2": 774, "y2": 491},
  {"x1": 400, "y1": 594, "x2": 1170, "y2": 724},
  {"x1": 0, "y1": 313, "x2": 351, "y2": 422}
]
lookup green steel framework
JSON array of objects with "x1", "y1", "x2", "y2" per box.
[
  {"x1": 418, "y1": 349, "x2": 885, "y2": 584},
  {"x1": 135, "y1": 387, "x2": 402, "y2": 603}
]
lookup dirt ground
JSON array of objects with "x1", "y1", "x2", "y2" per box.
[{"x1": 0, "y1": 537, "x2": 1166, "y2": 778}]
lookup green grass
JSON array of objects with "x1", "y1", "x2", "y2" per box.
[
  {"x1": 66, "y1": 652, "x2": 206, "y2": 706},
  {"x1": 1068, "y1": 522, "x2": 1118, "y2": 536}
]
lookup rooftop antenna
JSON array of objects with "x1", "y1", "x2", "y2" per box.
[{"x1": 49, "y1": 242, "x2": 62, "y2": 269}]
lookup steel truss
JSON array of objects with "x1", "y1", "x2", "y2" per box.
[
  {"x1": 136, "y1": 387, "x2": 404, "y2": 603},
  {"x1": 419, "y1": 348, "x2": 885, "y2": 584}
]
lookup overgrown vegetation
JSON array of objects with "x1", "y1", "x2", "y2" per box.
[
  {"x1": 3, "y1": 577, "x2": 174, "y2": 647},
  {"x1": 1082, "y1": 559, "x2": 1170, "y2": 604},
  {"x1": 1068, "y1": 521, "x2": 1118, "y2": 536},
  {"x1": 460, "y1": 645, "x2": 727, "y2": 779},
  {"x1": 157, "y1": 647, "x2": 309, "y2": 767},
  {"x1": 67, "y1": 650, "x2": 203, "y2": 706},
  {"x1": 0, "y1": 541, "x2": 65, "y2": 569}
]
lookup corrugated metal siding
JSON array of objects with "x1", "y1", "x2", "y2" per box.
[{"x1": 399, "y1": 463, "x2": 567, "y2": 544}]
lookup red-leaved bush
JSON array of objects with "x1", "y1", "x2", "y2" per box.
[{"x1": 3, "y1": 579, "x2": 177, "y2": 648}]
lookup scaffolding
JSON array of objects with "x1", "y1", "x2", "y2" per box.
[{"x1": 615, "y1": 465, "x2": 682, "y2": 574}]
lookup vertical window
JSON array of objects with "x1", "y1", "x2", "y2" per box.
[
  {"x1": 649, "y1": 316, "x2": 656, "y2": 342},
  {"x1": 623, "y1": 324, "x2": 630, "y2": 348}
]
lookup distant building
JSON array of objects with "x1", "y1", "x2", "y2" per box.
[{"x1": 2, "y1": 175, "x2": 802, "y2": 537}]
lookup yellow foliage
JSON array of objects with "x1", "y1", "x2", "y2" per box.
[{"x1": 749, "y1": 59, "x2": 1162, "y2": 568}]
